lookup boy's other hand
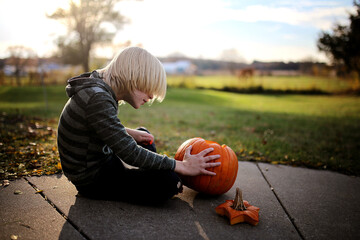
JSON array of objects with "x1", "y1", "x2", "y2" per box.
[{"x1": 175, "y1": 145, "x2": 221, "y2": 176}]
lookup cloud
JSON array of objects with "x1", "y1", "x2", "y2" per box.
[
  {"x1": 219, "y1": 4, "x2": 353, "y2": 30},
  {"x1": 275, "y1": 0, "x2": 344, "y2": 8},
  {"x1": 112, "y1": 0, "x2": 355, "y2": 61},
  {"x1": 118, "y1": 0, "x2": 354, "y2": 40}
]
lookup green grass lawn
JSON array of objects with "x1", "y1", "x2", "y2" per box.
[
  {"x1": 1, "y1": 85, "x2": 359, "y2": 176},
  {"x1": 167, "y1": 75, "x2": 358, "y2": 93},
  {"x1": 0, "y1": 86, "x2": 67, "y2": 117}
]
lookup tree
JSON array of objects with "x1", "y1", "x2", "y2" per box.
[
  {"x1": 48, "y1": 0, "x2": 127, "y2": 72},
  {"x1": 219, "y1": 48, "x2": 246, "y2": 75},
  {"x1": 317, "y1": 0, "x2": 360, "y2": 77}
]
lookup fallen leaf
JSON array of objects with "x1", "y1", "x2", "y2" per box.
[
  {"x1": 18, "y1": 163, "x2": 25, "y2": 169},
  {"x1": 14, "y1": 190, "x2": 23, "y2": 195},
  {"x1": 57, "y1": 162, "x2": 62, "y2": 170},
  {"x1": 1, "y1": 180, "x2": 10, "y2": 187},
  {"x1": 11, "y1": 235, "x2": 18, "y2": 240}
]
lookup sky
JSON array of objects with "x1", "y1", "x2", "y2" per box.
[{"x1": 0, "y1": 0, "x2": 356, "y2": 63}]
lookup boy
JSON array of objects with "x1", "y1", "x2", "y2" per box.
[{"x1": 57, "y1": 47, "x2": 220, "y2": 204}]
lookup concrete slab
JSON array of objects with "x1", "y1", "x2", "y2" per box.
[
  {"x1": 28, "y1": 174, "x2": 204, "y2": 239},
  {"x1": 187, "y1": 161, "x2": 300, "y2": 240},
  {"x1": 259, "y1": 163, "x2": 360, "y2": 240},
  {"x1": 28, "y1": 162, "x2": 300, "y2": 240},
  {"x1": 0, "y1": 178, "x2": 83, "y2": 240}
]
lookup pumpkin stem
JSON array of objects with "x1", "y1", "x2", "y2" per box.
[{"x1": 231, "y1": 187, "x2": 246, "y2": 211}]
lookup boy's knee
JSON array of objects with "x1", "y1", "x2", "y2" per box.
[
  {"x1": 136, "y1": 126, "x2": 157, "y2": 152},
  {"x1": 164, "y1": 171, "x2": 183, "y2": 195},
  {"x1": 136, "y1": 126, "x2": 150, "y2": 133}
]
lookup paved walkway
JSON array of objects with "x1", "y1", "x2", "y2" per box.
[{"x1": 1, "y1": 162, "x2": 360, "y2": 240}]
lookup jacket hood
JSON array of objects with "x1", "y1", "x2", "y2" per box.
[{"x1": 65, "y1": 71, "x2": 116, "y2": 100}]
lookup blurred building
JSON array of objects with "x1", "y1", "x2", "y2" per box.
[{"x1": 162, "y1": 60, "x2": 197, "y2": 75}]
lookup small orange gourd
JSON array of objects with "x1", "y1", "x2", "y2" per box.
[
  {"x1": 215, "y1": 188, "x2": 260, "y2": 226},
  {"x1": 174, "y1": 137, "x2": 238, "y2": 195}
]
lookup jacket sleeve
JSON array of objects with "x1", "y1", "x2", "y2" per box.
[{"x1": 85, "y1": 92, "x2": 176, "y2": 170}]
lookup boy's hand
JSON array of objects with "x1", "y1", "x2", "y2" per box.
[
  {"x1": 126, "y1": 128, "x2": 154, "y2": 145},
  {"x1": 175, "y1": 145, "x2": 221, "y2": 176}
]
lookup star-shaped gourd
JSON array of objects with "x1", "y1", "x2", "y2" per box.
[{"x1": 215, "y1": 187, "x2": 260, "y2": 226}]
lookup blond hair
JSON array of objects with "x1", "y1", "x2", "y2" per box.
[{"x1": 98, "y1": 47, "x2": 167, "y2": 103}]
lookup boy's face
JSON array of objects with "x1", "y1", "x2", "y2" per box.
[{"x1": 125, "y1": 89, "x2": 153, "y2": 109}]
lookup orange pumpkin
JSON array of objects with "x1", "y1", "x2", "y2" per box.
[{"x1": 174, "y1": 137, "x2": 238, "y2": 195}]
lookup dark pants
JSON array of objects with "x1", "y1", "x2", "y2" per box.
[{"x1": 76, "y1": 128, "x2": 182, "y2": 205}]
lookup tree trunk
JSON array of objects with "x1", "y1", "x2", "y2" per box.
[
  {"x1": 81, "y1": 43, "x2": 91, "y2": 72},
  {"x1": 82, "y1": 58, "x2": 89, "y2": 72},
  {"x1": 15, "y1": 69, "x2": 21, "y2": 86}
]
